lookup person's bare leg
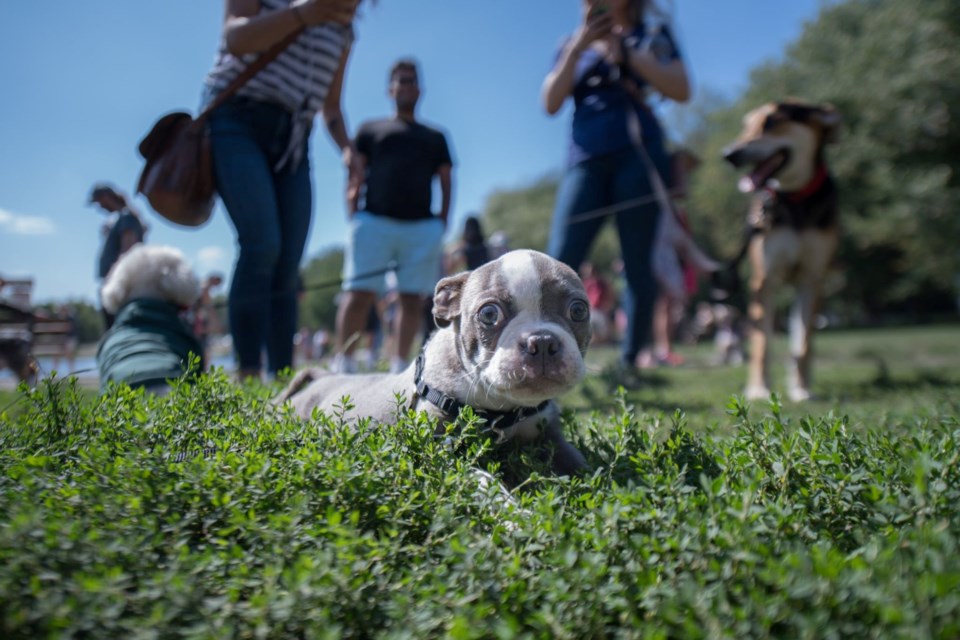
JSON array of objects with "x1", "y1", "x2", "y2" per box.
[
  {"x1": 653, "y1": 295, "x2": 671, "y2": 358},
  {"x1": 392, "y1": 293, "x2": 425, "y2": 371},
  {"x1": 335, "y1": 290, "x2": 377, "y2": 356},
  {"x1": 334, "y1": 290, "x2": 377, "y2": 374}
]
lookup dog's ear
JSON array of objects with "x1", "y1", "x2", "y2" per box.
[
  {"x1": 158, "y1": 259, "x2": 201, "y2": 307},
  {"x1": 433, "y1": 272, "x2": 470, "y2": 328},
  {"x1": 811, "y1": 104, "x2": 841, "y2": 144}
]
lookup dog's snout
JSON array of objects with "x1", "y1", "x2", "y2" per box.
[
  {"x1": 723, "y1": 146, "x2": 746, "y2": 167},
  {"x1": 521, "y1": 332, "x2": 561, "y2": 358}
]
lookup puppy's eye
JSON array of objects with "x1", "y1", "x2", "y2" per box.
[
  {"x1": 569, "y1": 300, "x2": 590, "y2": 323},
  {"x1": 477, "y1": 303, "x2": 501, "y2": 326}
]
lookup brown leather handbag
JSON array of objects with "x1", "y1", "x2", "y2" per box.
[{"x1": 136, "y1": 29, "x2": 303, "y2": 227}]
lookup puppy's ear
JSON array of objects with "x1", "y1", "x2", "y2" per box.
[{"x1": 433, "y1": 272, "x2": 469, "y2": 328}]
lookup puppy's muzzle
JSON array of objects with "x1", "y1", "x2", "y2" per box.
[{"x1": 519, "y1": 330, "x2": 564, "y2": 372}]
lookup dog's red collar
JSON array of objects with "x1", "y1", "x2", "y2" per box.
[{"x1": 782, "y1": 164, "x2": 829, "y2": 203}]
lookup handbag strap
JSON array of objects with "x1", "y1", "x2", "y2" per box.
[{"x1": 195, "y1": 26, "x2": 306, "y2": 124}]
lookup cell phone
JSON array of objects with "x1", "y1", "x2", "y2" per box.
[{"x1": 588, "y1": 2, "x2": 608, "y2": 19}]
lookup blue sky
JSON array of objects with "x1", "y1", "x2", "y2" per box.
[{"x1": 0, "y1": 0, "x2": 827, "y2": 303}]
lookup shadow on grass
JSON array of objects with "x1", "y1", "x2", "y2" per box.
[{"x1": 823, "y1": 367, "x2": 960, "y2": 406}]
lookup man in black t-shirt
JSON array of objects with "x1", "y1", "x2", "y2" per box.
[{"x1": 333, "y1": 58, "x2": 454, "y2": 374}]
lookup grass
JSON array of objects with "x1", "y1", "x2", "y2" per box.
[
  {"x1": 567, "y1": 323, "x2": 960, "y2": 434},
  {"x1": 0, "y1": 323, "x2": 958, "y2": 638}
]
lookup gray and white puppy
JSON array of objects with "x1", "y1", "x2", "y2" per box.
[{"x1": 275, "y1": 249, "x2": 591, "y2": 476}]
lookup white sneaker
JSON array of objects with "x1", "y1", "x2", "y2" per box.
[
  {"x1": 330, "y1": 353, "x2": 357, "y2": 374},
  {"x1": 389, "y1": 357, "x2": 408, "y2": 374}
]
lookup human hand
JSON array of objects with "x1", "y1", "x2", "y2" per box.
[
  {"x1": 292, "y1": 0, "x2": 359, "y2": 27},
  {"x1": 605, "y1": 24, "x2": 625, "y2": 65},
  {"x1": 570, "y1": 2, "x2": 613, "y2": 54}
]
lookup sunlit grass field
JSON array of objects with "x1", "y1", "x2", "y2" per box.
[{"x1": 566, "y1": 323, "x2": 960, "y2": 434}]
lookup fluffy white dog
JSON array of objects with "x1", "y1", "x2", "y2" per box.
[{"x1": 97, "y1": 244, "x2": 203, "y2": 394}]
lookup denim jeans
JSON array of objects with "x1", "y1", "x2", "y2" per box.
[
  {"x1": 548, "y1": 142, "x2": 669, "y2": 365},
  {"x1": 208, "y1": 96, "x2": 312, "y2": 374}
]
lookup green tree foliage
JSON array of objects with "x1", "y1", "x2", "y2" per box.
[
  {"x1": 36, "y1": 300, "x2": 102, "y2": 343},
  {"x1": 482, "y1": 173, "x2": 623, "y2": 277},
  {"x1": 298, "y1": 247, "x2": 345, "y2": 331},
  {"x1": 688, "y1": 0, "x2": 960, "y2": 316},
  {"x1": 483, "y1": 173, "x2": 558, "y2": 254}
]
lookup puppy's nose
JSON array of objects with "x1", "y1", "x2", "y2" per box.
[{"x1": 521, "y1": 332, "x2": 561, "y2": 358}]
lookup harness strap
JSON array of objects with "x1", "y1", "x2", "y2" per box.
[{"x1": 413, "y1": 351, "x2": 550, "y2": 433}]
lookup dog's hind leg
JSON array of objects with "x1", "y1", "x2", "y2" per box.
[
  {"x1": 787, "y1": 231, "x2": 837, "y2": 402},
  {"x1": 273, "y1": 368, "x2": 323, "y2": 405}
]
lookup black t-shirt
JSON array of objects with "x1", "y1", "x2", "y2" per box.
[{"x1": 355, "y1": 118, "x2": 453, "y2": 220}]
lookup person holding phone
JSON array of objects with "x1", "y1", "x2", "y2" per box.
[{"x1": 542, "y1": 0, "x2": 690, "y2": 377}]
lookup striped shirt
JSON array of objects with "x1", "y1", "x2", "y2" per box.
[{"x1": 204, "y1": 0, "x2": 353, "y2": 168}]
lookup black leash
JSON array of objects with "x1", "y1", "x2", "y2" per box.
[{"x1": 211, "y1": 260, "x2": 406, "y2": 309}]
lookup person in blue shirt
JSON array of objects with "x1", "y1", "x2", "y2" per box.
[{"x1": 542, "y1": 0, "x2": 690, "y2": 375}]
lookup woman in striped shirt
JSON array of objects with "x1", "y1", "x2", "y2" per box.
[{"x1": 204, "y1": 0, "x2": 364, "y2": 380}]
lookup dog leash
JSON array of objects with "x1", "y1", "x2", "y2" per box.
[{"x1": 211, "y1": 260, "x2": 404, "y2": 309}]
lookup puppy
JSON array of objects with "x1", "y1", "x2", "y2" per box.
[
  {"x1": 97, "y1": 244, "x2": 203, "y2": 394},
  {"x1": 276, "y1": 249, "x2": 590, "y2": 477},
  {"x1": 723, "y1": 100, "x2": 841, "y2": 401}
]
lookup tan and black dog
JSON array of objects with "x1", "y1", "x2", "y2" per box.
[{"x1": 723, "y1": 100, "x2": 841, "y2": 401}]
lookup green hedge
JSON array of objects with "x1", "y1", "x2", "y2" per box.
[{"x1": 1, "y1": 373, "x2": 958, "y2": 638}]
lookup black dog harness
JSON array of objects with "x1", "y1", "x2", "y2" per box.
[{"x1": 412, "y1": 350, "x2": 550, "y2": 438}]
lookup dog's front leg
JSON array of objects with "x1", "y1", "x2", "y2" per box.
[
  {"x1": 746, "y1": 242, "x2": 775, "y2": 400},
  {"x1": 540, "y1": 420, "x2": 588, "y2": 477}
]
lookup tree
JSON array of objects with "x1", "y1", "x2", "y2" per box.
[
  {"x1": 36, "y1": 300, "x2": 102, "y2": 344},
  {"x1": 482, "y1": 173, "x2": 624, "y2": 277},
  {"x1": 299, "y1": 247, "x2": 345, "y2": 331}
]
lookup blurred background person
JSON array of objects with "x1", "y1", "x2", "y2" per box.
[
  {"x1": 333, "y1": 58, "x2": 454, "y2": 374},
  {"x1": 542, "y1": 0, "x2": 691, "y2": 376},
  {"x1": 446, "y1": 215, "x2": 491, "y2": 273},
  {"x1": 641, "y1": 148, "x2": 719, "y2": 367}
]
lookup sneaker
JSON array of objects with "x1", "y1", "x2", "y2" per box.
[
  {"x1": 657, "y1": 351, "x2": 685, "y2": 367},
  {"x1": 389, "y1": 357, "x2": 409, "y2": 374}
]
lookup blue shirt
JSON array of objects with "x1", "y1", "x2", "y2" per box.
[{"x1": 562, "y1": 23, "x2": 681, "y2": 166}]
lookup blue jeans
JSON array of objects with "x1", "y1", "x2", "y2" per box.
[
  {"x1": 548, "y1": 143, "x2": 669, "y2": 365},
  {"x1": 208, "y1": 97, "x2": 312, "y2": 374}
]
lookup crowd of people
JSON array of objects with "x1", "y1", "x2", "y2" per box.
[{"x1": 63, "y1": 0, "x2": 739, "y2": 381}]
